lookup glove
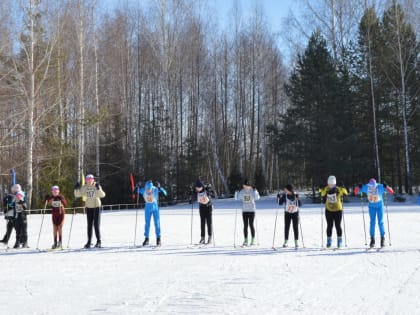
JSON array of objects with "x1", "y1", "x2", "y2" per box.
[
  {"x1": 95, "y1": 182, "x2": 100, "y2": 190},
  {"x1": 75, "y1": 182, "x2": 81, "y2": 189},
  {"x1": 44, "y1": 195, "x2": 50, "y2": 201},
  {"x1": 383, "y1": 182, "x2": 387, "y2": 188},
  {"x1": 154, "y1": 181, "x2": 160, "y2": 188},
  {"x1": 338, "y1": 182, "x2": 344, "y2": 188},
  {"x1": 358, "y1": 183, "x2": 362, "y2": 188}
]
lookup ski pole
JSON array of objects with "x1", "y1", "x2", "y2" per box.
[
  {"x1": 233, "y1": 202, "x2": 238, "y2": 248},
  {"x1": 66, "y1": 207, "x2": 76, "y2": 249},
  {"x1": 342, "y1": 210, "x2": 348, "y2": 247},
  {"x1": 36, "y1": 200, "x2": 48, "y2": 250},
  {"x1": 272, "y1": 207, "x2": 279, "y2": 249},
  {"x1": 385, "y1": 194, "x2": 392, "y2": 246},
  {"x1": 320, "y1": 193, "x2": 324, "y2": 248},
  {"x1": 254, "y1": 212, "x2": 260, "y2": 246},
  {"x1": 190, "y1": 200, "x2": 194, "y2": 245},
  {"x1": 299, "y1": 212, "x2": 305, "y2": 248},
  {"x1": 211, "y1": 205, "x2": 215, "y2": 247},
  {"x1": 133, "y1": 191, "x2": 140, "y2": 247},
  {"x1": 360, "y1": 195, "x2": 367, "y2": 246}
]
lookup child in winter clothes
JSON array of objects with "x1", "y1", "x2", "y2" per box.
[
  {"x1": 1, "y1": 189, "x2": 17, "y2": 246},
  {"x1": 46, "y1": 185, "x2": 67, "y2": 249},
  {"x1": 319, "y1": 176, "x2": 348, "y2": 248},
  {"x1": 74, "y1": 174, "x2": 106, "y2": 248},
  {"x1": 278, "y1": 184, "x2": 302, "y2": 248},
  {"x1": 354, "y1": 178, "x2": 394, "y2": 248},
  {"x1": 194, "y1": 179, "x2": 213, "y2": 245},
  {"x1": 13, "y1": 184, "x2": 28, "y2": 248},
  {"x1": 138, "y1": 180, "x2": 167, "y2": 246},
  {"x1": 235, "y1": 179, "x2": 260, "y2": 246}
]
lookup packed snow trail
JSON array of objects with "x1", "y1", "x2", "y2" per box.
[{"x1": 1, "y1": 196, "x2": 419, "y2": 314}]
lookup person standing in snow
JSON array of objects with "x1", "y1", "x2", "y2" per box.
[
  {"x1": 139, "y1": 180, "x2": 167, "y2": 246},
  {"x1": 1, "y1": 188, "x2": 17, "y2": 246},
  {"x1": 12, "y1": 184, "x2": 29, "y2": 248},
  {"x1": 194, "y1": 179, "x2": 213, "y2": 245},
  {"x1": 277, "y1": 184, "x2": 302, "y2": 248},
  {"x1": 46, "y1": 185, "x2": 67, "y2": 249},
  {"x1": 354, "y1": 178, "x2": 394, "y2": 248},
  {"x1": 235, "y1": 179, "x2": 260, "y2": 246},
  {"x1": 74, "y1": 174, "x2": 105, "y2": 248},
  {"x1": 319, "y1": 176, "x2": 348, "y2": 248}
]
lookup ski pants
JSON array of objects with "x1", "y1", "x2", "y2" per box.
[
  {"x1": 144, "y1": 204, "x2": 161, "y2": 238},
  {"x1": 86, "y1": 207, "x2": 101, "y2": 243},
  {"x1": 2, "y1": 219, "x2": 14, "y2": 242},
  {"x1": 14, "y1": 212, "x2": 28, "y2": 245},
  {"x1": 325, "y1": 209, "x2": 342, "y2": 237},
  {"x1": 199, "y1": 203, "x2": 213, "y2": 238},
  {"x1": 242, "y1": 212, "x2": 255, "y2": 239},
  {"x1": 284, "y1": 211, "x2": 299, "y2": 240},
  {"x1": 368, "y1": 203, "x2": 385, "y2": 237}
]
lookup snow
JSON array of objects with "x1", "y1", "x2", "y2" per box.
[{"x1": 1, "y1": 195, "x2": 420, "y2": 315}]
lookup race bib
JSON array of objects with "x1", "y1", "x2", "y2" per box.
[
  {"x1": 367, "y1": 187, "x2": 381, "y2": 203},
  {"x1": 198, "y1": 192, "x2": 209, "y2": 204},
  {"x1": 285, "y1": 199, "x2": 298, "y2": 213},
  {"x1": 145, "y1": 191, "x2": 156, "y2": 203},
  {"x1": 243, "y1": 194, "x2": 252, "y2": 203},
  {"x1": 52, "y1": 200, "x2": 62, "y2": 208},
  {"x1": 86, "y1": 189, "x2": 95, "y2": 198},
  {"x1": 327, "y1": 193, "x2": 337, "y2": 203}
]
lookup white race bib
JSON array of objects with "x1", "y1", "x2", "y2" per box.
[{"x1": 327, "y1": 193, "x2": 337, "y2": 204}]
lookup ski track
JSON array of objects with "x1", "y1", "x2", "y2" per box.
[{"x1": 1, "y1": 197, "x2": 420, "y2": 314}]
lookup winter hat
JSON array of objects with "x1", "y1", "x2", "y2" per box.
[
  {"x1": 145, "y1": 180, "x2": 154, "y2": 190},
  {"x1": 368, "y1": 178, "x2": 377, "y2": 187},
  {"x1": 51, "y1": 185, "x2": 60, "y2": 191},
  {"x1": 195, "y1": 179, "x2": 204, "y2": 188},
  {"x1": 86, "y1": 174, "x2": 94, "y2": 180},
  {"x1": 284, "y1": 184, "x2": 294, "y2": 193},
  {"x1": 243, "y1": 179, "x2": 251, "y2": 187},
  {"x1": 327, "y1": 175, "x2": 336, "y2": 186}
]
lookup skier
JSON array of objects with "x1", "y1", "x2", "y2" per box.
[
  {"x1": 1, "y1": 188, "x2": 17, "y2": 246},
  {"x1": 354, "y1": 178, "x2": 394, "y2": 248},
  {"x1": 46, "y1": 185, "x2": 67, "y2": 249},
  {"x1": 74, "y1": 174, "x2": 106, "y2": 248},
  {"x1": 12, "y1": 184, "x2": 29, "y2": 248},
  {"x1": 194, "y1": 179, "x2": 213, "y2": 245},
  {"x1": 235, "y1": 179, "x2": 260, "y2": 246},
  {"x1": 138, "y1": 180, "x2": 167, "y2": 246},
  {"x1": 319, "y1": 176, "x2": 348, "y2": 248},
  {"x1": 277, "y1": 184, "x2": 302, "y2": 248}
]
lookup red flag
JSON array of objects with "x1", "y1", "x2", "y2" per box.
[{"x1": 129, "y1": 173, "x2": 135, "y2": 201}]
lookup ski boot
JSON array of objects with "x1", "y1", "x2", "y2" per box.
[
  {"x1": 206, "y1": 235, "x2": 212, "y2": 245},
  {"x1": 294, "y1": 240, "x2": 299, "y2": 249},
  {"x1": 326, "y1": 237, "x2": 332, "y2": 248},
  {"x1": 369, "y1": 237, "x2": 375, "y2": 248},
  {"x1": 282, "y1": 240, "x2": 288, "y2": 248},
  {"x1": 84, "y1": 242, "x2": 91, "y2": 249},
  {"x1": 337, "y1": 237, "x2": 343, "y2": 249},
  {"x1": 0, "y1": 238, "x2": 7, "y2": 245},
  {"x1": 142, "y1": 238, "x2": 149, "y2": 246},
  {"x1": 380, "y1": 236, "x2": 385, "y2": 248},
  {"x1": 250, "y1": 238, "x2": 256, "y2": 246},
  {"x1": 156, "y1": 237, "x2": 161, "y2": 247},
  {"x1": 13, "y1": 242, "x2": 20, "y2": 249},
  {"x1": 51, "y1": 241, "x2": 57, "y2": 250},
  {"x1": 243, "y1": 238, "x2": 248, "y2": 247},
  {"x1": 57, "y1": 241, "x2": 62, "y2": 250},
  {"x1": 94, "y1": 241, "x2": 102, "y2": 248},
  {"x1": 198, "y1": 237, "x2": 205, "y2": 245}
]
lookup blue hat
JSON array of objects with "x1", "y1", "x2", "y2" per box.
[
  {"x1": 195, "y1": 179, "x2": 204, "y2": 188},
  {"x1": 145, "y1": 181, "x2": 154, "y2": 190}
]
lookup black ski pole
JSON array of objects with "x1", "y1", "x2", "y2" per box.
[{"x1": 36, "y1": 200, "x2": 48, "y2": 250}]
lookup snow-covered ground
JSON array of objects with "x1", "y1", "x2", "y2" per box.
[{"x1": 1, "y1": 195, "x2": 420, "y2": 315}]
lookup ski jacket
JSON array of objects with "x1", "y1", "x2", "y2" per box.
[
  {"x1": 74, "y1": 183, "x2": 105, "y2": 208},
  {"x1": 139, "y1": 186, "x2": 167, "y2": 210},
  {"x1": 14, "y1": 191, "x2": 27, "y2": 213},
  {"x1": 235, "y1": 188, "x2": 260, "y2": 212},
  {"x1": 47, "y1": 195, "x2": 67, "y2": 215},
  {"x1": 319, "y1": 186, "x2": 348, "y2": 211},
  {"x1": 356, "y1": 183, "x2": 394, "y2": 205},
  {"x1": 3, "y1": 194, "x2": 17, "y2": 219},
  {"x1": 278, "y1": 193, "x2": 302, "y2": 213}
]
